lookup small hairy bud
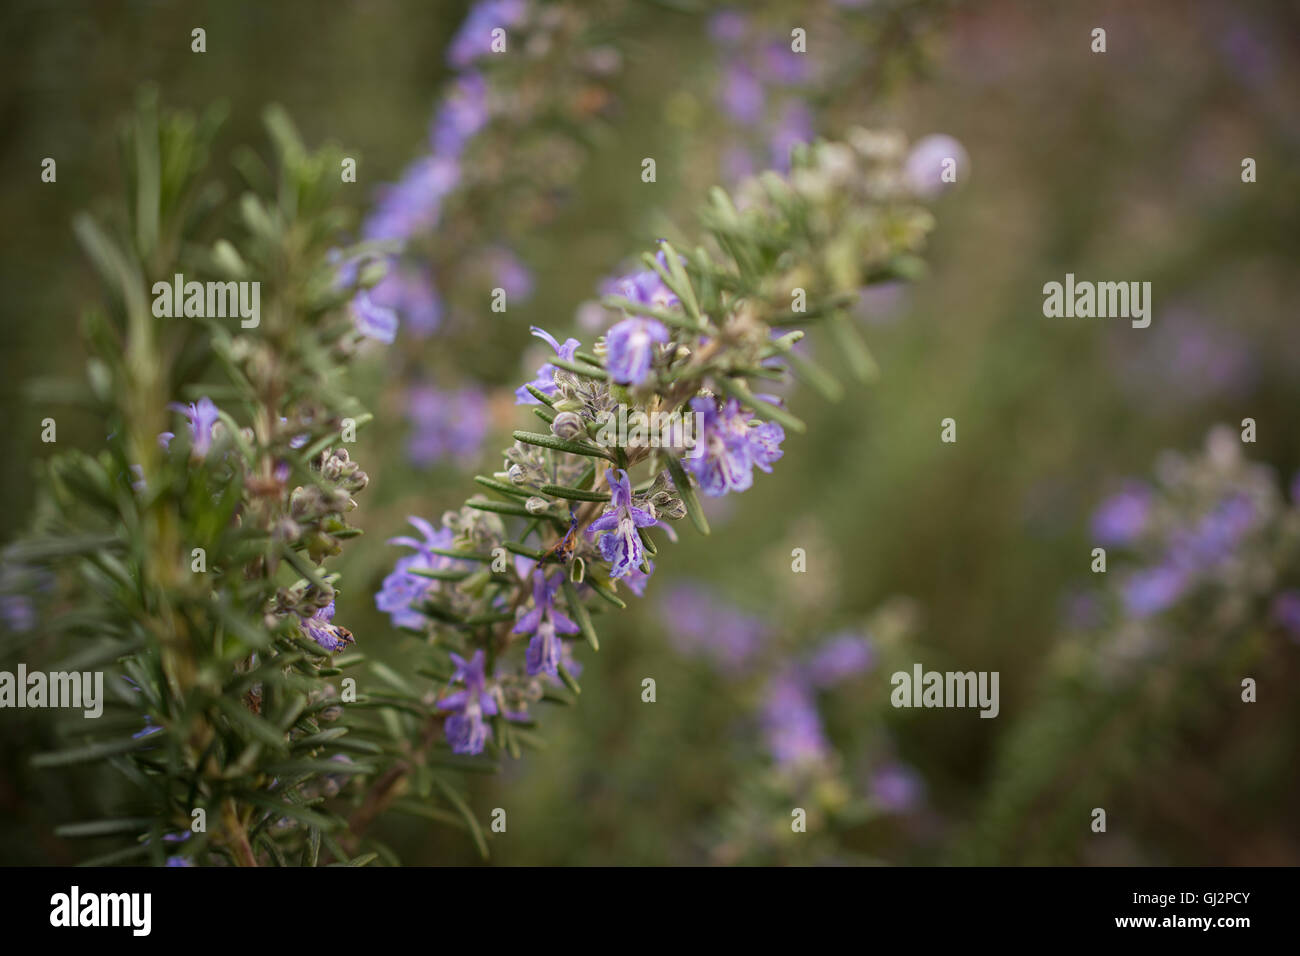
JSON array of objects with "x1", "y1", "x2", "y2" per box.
[{"x1": 551, "y1": 411, "x2": 585, "y2": 440}]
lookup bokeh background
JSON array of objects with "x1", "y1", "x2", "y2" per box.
[{"x1": 2, "y1": 0, "x2": 1298, "y2": 864}]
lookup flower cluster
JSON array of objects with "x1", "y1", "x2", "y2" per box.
[{"x1": 1085, "y1": 426, "x2": 1289, "y2": 624}]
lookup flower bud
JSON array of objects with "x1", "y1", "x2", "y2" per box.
[{"x1": 551, "y1": 411, "x2": 586, "y2": 441}]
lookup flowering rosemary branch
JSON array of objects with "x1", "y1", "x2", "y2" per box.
[{"x1": 375, "y1": 131, "x2": 937, "y2": 776}]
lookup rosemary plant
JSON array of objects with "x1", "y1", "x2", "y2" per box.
[{"x1": 10, "y1": 93, "x2": 394, "y2": 866}]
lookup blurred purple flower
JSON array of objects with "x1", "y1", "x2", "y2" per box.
[
  {"x1": 903, "y1": 134, "x2": 969, "y2": 197},
  {"x1": 164, "y1": 397, "x2": 220, "y2": 457},
  {"x1": 406, "y1": 385, "x2": 488, "y2": 467},
  {"x1": 870, "y1": 761, "x2": 925, "y2": 813},
  {"x1": 659, "y1": 583, "x2": 768, "y2": 674},
  {"x1": 1167, "y1": 493, "x2": 1257, "y2": 571},
  {"x1": 363, "y1": 155, "x2": 459, "y2": 241},
  {"x1": 1121, "y1": 564, "x2": 1188, "y2": 618},
  {"x1": 432, "y1": 72, "x2": 490, "y2": 158},
  {"x1": 376, "y1": 518, "x2": 469, "y2": 630},
  {"x1": 0, "y1": 594, "x2": 35, "y2": 632},
  {"x1": 370, "y1": 266, "x2": 443, "y2": 339},
  {"x1": 1091, "y1": 482, "x2": 1152, "y2": 546},
  {"x1": 1271, "y1": 590, "x2": 1300, "y2": 642},
  {"x1": 351, "y1": 291, "x2": 399, "y2": 343},
  {"x1": 707, "y1": 10, "x2": 748, "y2": 46},
  {"x1": 1117, "y1": 310, "x2": 1257, "y2": 403},
  {"x1": 763, "y1": 42, "x2": 809, "y2": 85},
  {"x1": 447, "y1": 0, "x2": 528, "y2": 69},
  {"x1": 488, "y1": 246, "x2": 535, "y2": 301},
  {"x1": 720, "y1": 63, "x2": 765, "y2": 125},
  {"x1": 761, "y1": 670, "x2": 829, "y2": 768},
  {"x1": 621, "y1": 562, "x2": 654, "y2": 597},
  {"x1": 804, "y1": 632, "x2": 874, "y2": 688}
]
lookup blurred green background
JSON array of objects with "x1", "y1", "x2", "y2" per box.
[{"x1": 2, "y1": 0, "x2": 1298, "y2": 864}]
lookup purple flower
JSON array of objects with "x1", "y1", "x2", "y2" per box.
[
  {"x1": 164, "y1": 397, "x2": 221, "y2": 457},
  {"x1": 604, "y1": 316, "x2": 669, "y2": 385},
  {"x1": 0, "y1": 590, "x2": 36, "y2": 633},
  {"x1": 870, "y1": 761, "x2": 925, "y2": 813},
  {"x1": 363, "y1": 155, "x2": 460, "y2": 241},
  {"x1": 760, "y1": 670, "x2": 829, "y2": 768},
  {"x1": 1091, "y1": 482, "x2": 1152, "y2": 546},
  {"x1": 432, "y1": 72, "x2": 490, "y2": 159},
  {"x1": 804, "y1": 633, "x2": 874, "y2": 688},
  {"x1": 370, "y1": 266, "x2": 443, "y2": 338},
  {"x1": 603, "y1": 249, "x2": 682, "y2": 310},
  {"x1": 406, "y1": 385, "x2": 488, "y2": 467},
  {"x1": 1271, "y1": 590, "x2": 1300, "y2": 642},
  {"x1": 586, "y1": 468, "x2": 657, "y2": 578},
  {"x1": 489, "y1": 246, "x2": 535, "y2": 302},
  {"x1": 376, "y1": 518, "x2": 469, "y2": 630},
  {"x1": 1116, "y1": 310, "x2": 1257, "y2": 405},
  {"x1": 763, "y1": 42, "x2": 810, "y2": 85},
  {"x1": 1121, "y1": 564, "x2": 1188, "y2": 617},
  {"x1": 447, "y1": 0, "x2": 527, "y2": 69},
  {"x1": 328, "y1": 248, "x2": 359, "y2": 289},
  {"x1": 904, "y1": 134, "x2": 969, "y2": 197},
  {"x1": 352, "y1": 292, "x2": 398, "y2": 343},
  {"x1": 684, "y1": 396, "x2": 785, "y2": 497},
  {"x1": 621, "y1": 562, "x2": 654, "y2": 598},
  {"x1": 440, "y1": 650, "x2": 499, "y2": 755},
  {"x1": 275, "y1": 417, "x2": 310, "y2": 450},
  {"x1": 1169, "y1": 493, "x2": 1257, "y2": 570},
  {"x1": 707, "y1": 10, "x2": 748, "y2": 46},
  {"x1": 515, "y1": 325, "x2": 581, "y2": 404},
  {"x1": 659, "y1": 583, "x2": 768, "y2": 674},
  {"x1": 720, "y1": 63, "x2": 764, "y2": 125},
  {"x1": 299, "y1": 601, "x2": 354, "y2": 653},
  {"x1": 513, "y1": 570, "x2": 580, "y2": 677}
]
